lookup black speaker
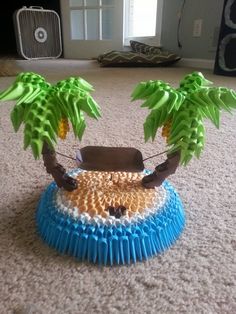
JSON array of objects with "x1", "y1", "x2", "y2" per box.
[{"x1": 214, "y1": 0, "x2": 236, "y2": 76}]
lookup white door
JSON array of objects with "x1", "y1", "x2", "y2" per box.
[{"x1": 60, "y1": 0, "x2": 124, "y2": 59}]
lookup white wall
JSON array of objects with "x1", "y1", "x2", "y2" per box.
[{"x1": 161, "y1": 0, "x2": 225, "y2": 60}]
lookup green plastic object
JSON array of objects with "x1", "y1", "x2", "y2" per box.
[
  {"x1": 0, "y1": 72, "x2": 101, "y2": 159},
  {"x1": 131, "y1": 72, "x2": 236, "y2": 165}
]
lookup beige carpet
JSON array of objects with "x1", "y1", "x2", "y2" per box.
[
  {"x1": 0, "y1": 59, "x2": 23, "y2": 77},
  {"x1": 0, "y1": 60, "x2": 236, "y2": 314}
]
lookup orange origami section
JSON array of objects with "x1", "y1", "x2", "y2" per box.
[{"x1": 61, "y1": 171, "x2": 158, "y2": 218}]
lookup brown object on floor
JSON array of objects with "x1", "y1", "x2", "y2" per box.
[
  {"x1": 61, "y1": 171, "x2": 158, "y2": 218},
  {"x1": 77, "y1": 146, "x2": 144, "y2": 172}
]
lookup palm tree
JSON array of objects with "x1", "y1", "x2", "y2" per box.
[
  {"x1": 131, "y1": 72, "x2": 236, "y2": 188},
  {"x1": 0, "y1": 72, "x2": 101, "y2": 191}
]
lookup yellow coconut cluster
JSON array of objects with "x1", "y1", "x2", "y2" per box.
[
  {"x1": 162, "y1": 120, "x2": 172, "y2": 141},
  {"x1": 62, "y1": 171, "x2": 158, "y2": 218},
  {"x1": 58, "y1": 118, "x2": 70, "y2": 140}
]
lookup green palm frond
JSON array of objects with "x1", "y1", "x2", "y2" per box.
[
  {"x1": 192, "y1": 85, "x2": 236, "y2": 109},
  {"x1": 178, "y1": 71, "x2": 212, "y2": 93},
  {"x1": 23, "y1": 92, "x2": 61, "y2": 159},
  {"x1": 133, "y1": 71, "x2": 236, "y2": 167},
  {"x1": 55, "y1": 77, "x2": 94, "y2": 93},
  {"x1": 219, "y1": 88, "x2": 236, "y2": 109},
  {"x1": 141, "y1": 87, "x2": 185, "y2": 113},
  {"x1": 70, "y1": 110, "x2": 86, "y2": 141},
  {"x1": 144, "y1": 106, "x2": 170, "y2": 142},
  {"x1": 53, "y1": 78, "x2": 101, "y2": 139},
  {"x1": 1, "y1": 72, "x2": 51, "y2": 132},
  {"x1": 55, "y1": 77, "x2": 101, "y2": 118},
  {"x1": 187, "y1": 87, "x2": 236, "y2": 129},
  {"x1": 10, "y1": 102, "x2": 27, "y2": 132},
  {"x1": 168, "y1": 102, "x2": 205, "y2": 166},
  {"x1": 131, "y1": 80, "x2": 168, "y2": 100},
  {"x1": 0, "y1": 72, "x2": 102, "y2": 159},
  {"x1": 132, "y1": 80, "x2": 186, "y2": 143},
  {"x1": 0, "y1": 72, "x2": 50, "y2": 103},
  {"x1": 79, "y1": 94, "x2": 102, "y2": 118}
]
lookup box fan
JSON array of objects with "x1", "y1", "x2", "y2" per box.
[{"x1": 13, "y1": 6, "x2": 62, "y2": 60}]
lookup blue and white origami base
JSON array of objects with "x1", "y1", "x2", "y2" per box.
[{"x1": 36, "y1": 169, "x2": 185, "y2": 265}]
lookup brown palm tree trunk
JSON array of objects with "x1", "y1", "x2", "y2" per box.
[
  {"x1": 42, "y1": 142, "x2": 77, "y2": 191},
  {"x1": 142, "y1": 151, "x2": 181, "y2": 188}
]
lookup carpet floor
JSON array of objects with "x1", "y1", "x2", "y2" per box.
[{"x1": 0, "y1": 60, "x2": 235, "y2": 314}]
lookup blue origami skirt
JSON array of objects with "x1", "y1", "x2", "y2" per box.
[{"x1": 36, "y1": 169, "x2": 185, "y2": 265}]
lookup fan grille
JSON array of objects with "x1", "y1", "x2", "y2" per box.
[{"x1": 15, "y1": 8, "x2": 62, "y2": 59}]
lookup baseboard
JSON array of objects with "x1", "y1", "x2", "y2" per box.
[{"x1": 176, "y1": 58, "x2": 215, "y2": 70}]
